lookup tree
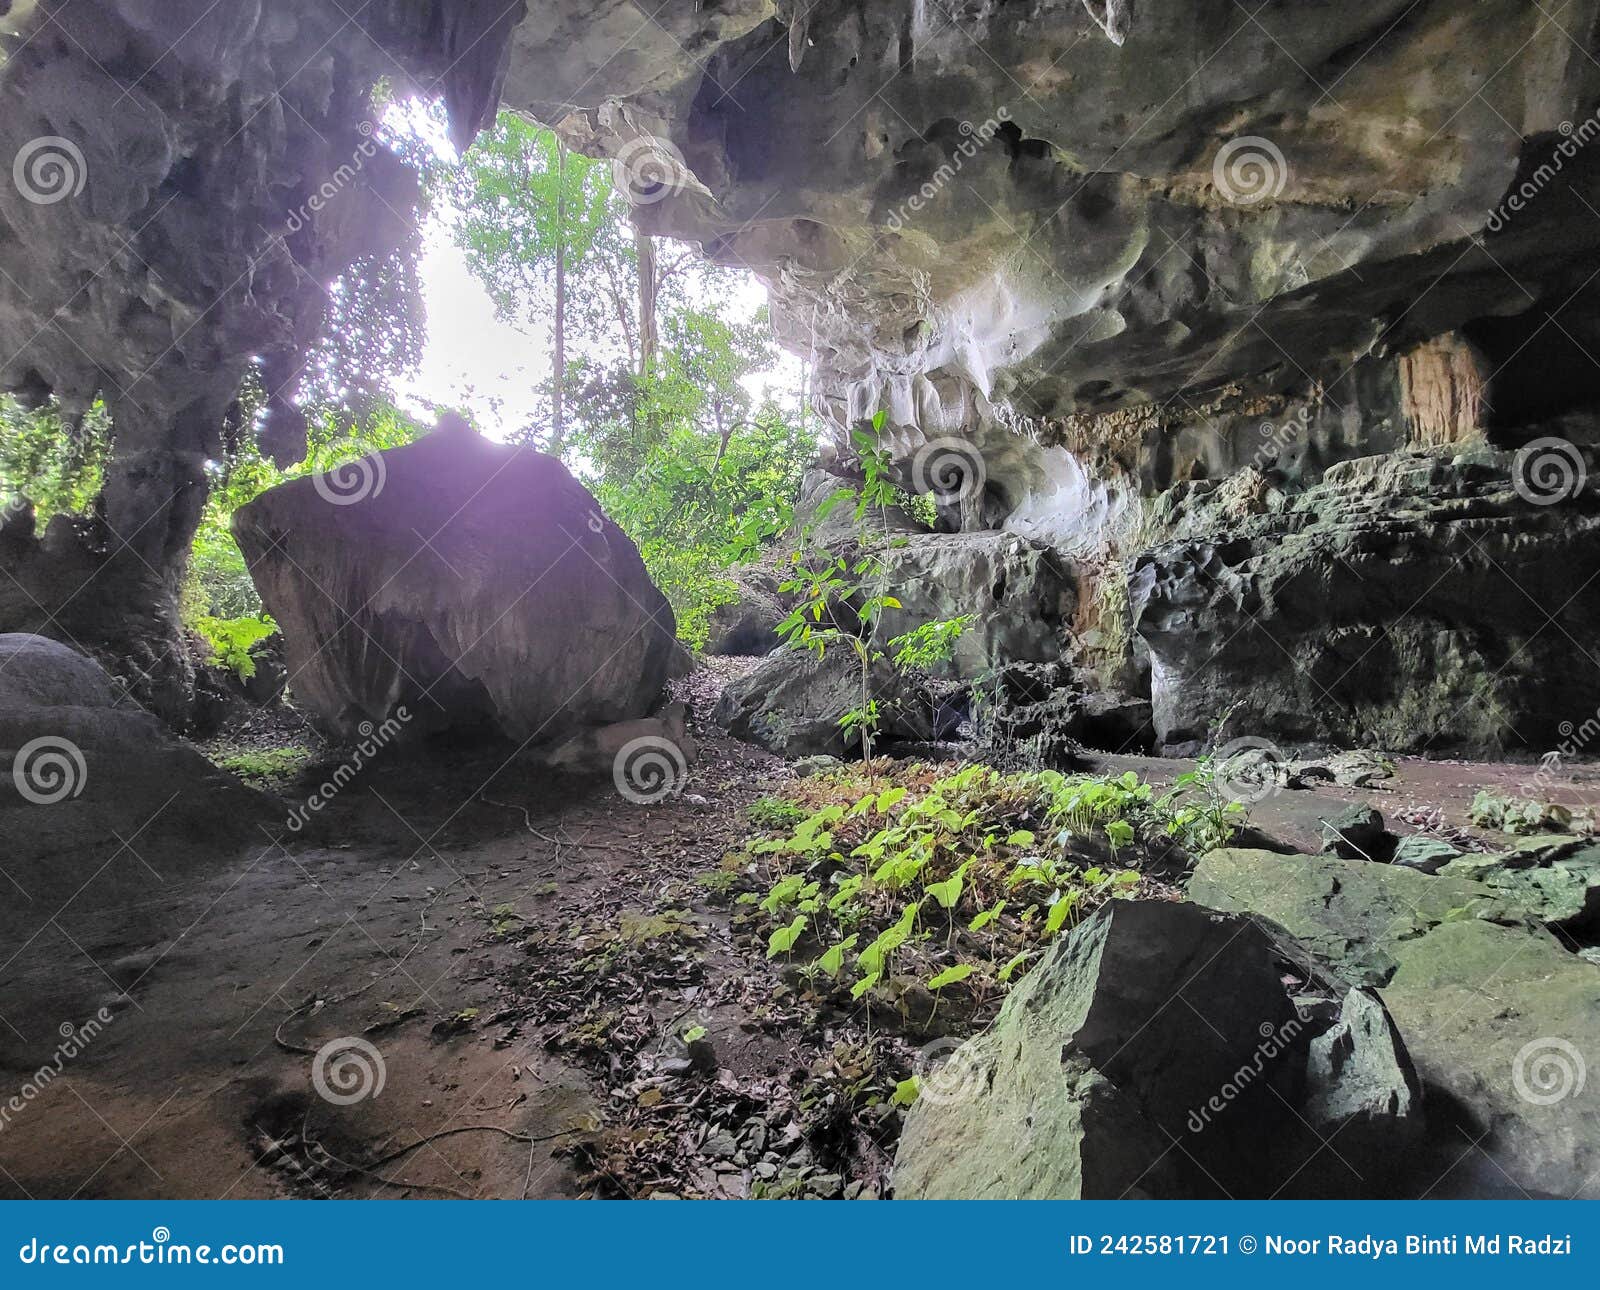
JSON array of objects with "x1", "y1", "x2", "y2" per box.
[{"x1": 438, "y1": 112, "x2": 616, "y2": 454}]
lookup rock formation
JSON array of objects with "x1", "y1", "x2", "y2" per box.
[
  {"x1": 234, "y1": 422, "x2": 681, "y2": 743},
  {"x1": 3, "y1": 2, "x2": 1600, "y2": 754},
  {"x1": 1191, "y1": 848, "x2": 1600, "y2": 1197},
  {"x1": 0, "y1": 632, "x2": 268, "y2": 864},
  {"x1": 894, "y1": 900, "x2": 1424, "y2": 1199}
]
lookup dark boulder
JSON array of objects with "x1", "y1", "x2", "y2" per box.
[
  {"x1": 894, "y1": 900, "x2": 1422, "y2": 1198},
  {"x1": 0, "y1": 633, "x2": 268, "y2": 864},
  {"x1": 234, "y1": 425, "x2": 682, "y2": 743},
  {"x1": 712, "y1": 646, "x2": 957, "y2": 758},
  {"x1": 703, "y1": 566, "x2": 787, "y2": 656}
]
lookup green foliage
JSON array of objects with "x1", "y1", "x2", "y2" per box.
[
  {"x1": 773, "y1": 415, "x2": 973, "y2": 758},
  {"x1": 890, "y1": 1076, "x2": 920, "y2": 1107},
  {"x1": 888, "y1": 614, "x2": 975, "y2": 671},
  {"x1": 767, "y1": 914, "x2": 808, "y2": 959},
  {"x1": 585, "y1": 400, "x2": 812, "y2": 650},
  {"x1": 1155, "y1": 761, "x2": 1251, "y2": 855},
  {"x1": 926, "y1": 963, "x2": 973, "y2": 991},
  {"x1": 736, "y1": 757, "x2": 1252, "y2": 1016},
  {"x1": 216, "y1": 745, "x2": 314, "y2": 789},
  {"x1": 192, "y1": 614, "x2": 277, "y2": 681},
  {"x1": 747, "y1": 796, "x2": 809, "y2": 830},
  {"x1": 0, "y1": 396, "x2": 112, "y2": 522},
  {"x1": 1468, "y1": 789, "x2": 1575, "y2": 834}
]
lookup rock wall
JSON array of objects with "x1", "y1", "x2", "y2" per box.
[
  {"x1": 0, "y1": 0, "x2": 524, "y2": 711},
  {"x1": 4, "y1": 1, "x2": 1600, "y2": 749}
]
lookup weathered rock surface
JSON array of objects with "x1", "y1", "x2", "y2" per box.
[
  {"x1": 712, "y1": 645, "x2": 955, "y2": 758},
  {"x1": 894, "y1": 900, "x2": 1422, "y2": 1199},
  {"x1": 974, "y1": 660, "x2": 1153, "y2": 760},
  {"x1": 1390, "y1": 835, "x2": 1463, "y2": 874},
  {"x1": 868, "y1": 531, "x2": 1075, "y2": 679},
  {"x1": 1383, "y1": 921, "x2": 1600, "y2": 1198},
  {"x1": 703, "y1": 567, "x2": 787, "y2": 657},
  {"x1": 1439, "y1": 836, "x2": 1600, "y2": 934},
  {"x1": 0, "y1": 633, "x2": 266, "y2": 861},
  {"x1": 1188, "y1": 848, "x2": 1600, "y2": 1198},
  {"x1": 1189, "y1": 848, "x2": 1535, "y2": 986},
  {"x1": 1303, "y1": 989, "x2": 1423, "y2": 1168},
  {"x1": 234, "y1": 425, "x2": 681, "y2": 743},
  {"x1": 1133, "y1": 451, "x2": 1600, "y2": 753}
]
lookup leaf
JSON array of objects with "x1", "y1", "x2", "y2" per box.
[
  {"x1": 682, "y1": 1025, "x2": 707, "y2": 1044},
  {"x1": 1045, "y1": 889, "x2": 1078, "y2": 936},
  {"x1": 998, "y1": 951, "x2": 1033, "y2": 983},
  {"x1": 890, "y1": 1076, "x2": 919, "y2": 1107},
  {"x1": 760, "y1": 873, "x2": 805, "y2": 914},
  {"x1": 1104, "y1": 819, "x2": 1135, "y2": 849},
  {"x1": 850, "y1": 970, "x2": 882, "y2": 1000},
  {"x1": 923, "y1": 860, "x2": 969, "y2": 910},
  {"x1": 875, "y1": 786, "x2": 907, "y2": 813},
  {"x1": 1005, "y1": 830, "x2": 1035, "y2": 846},
  {"x1": 969, "y1": 899, "x2": 1007, "y2": 932},
  {"x1": 815, "y1": 934, "x2": 858, "y2": 976},
  {"x1": 766, "y1": 914, "x2": 808, "y2": 958},
  {"x1": 926, "y1": 963, "x2": 974, "y2": 991}
]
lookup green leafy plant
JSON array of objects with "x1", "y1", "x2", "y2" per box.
[{"x1": 192, "y1": 614, "x2": 278, "y2": 681}]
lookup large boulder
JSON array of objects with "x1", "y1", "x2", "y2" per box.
[
  {"x1": 894, "y1": 900, "x2": 1421, "y2": 1199},
  {"x1": 234, "y1": 426, "x2": 682, "y2": 743},
  {"x1": 712, "y1": 646, "x2": 956, "y2": 758},
  {"x1": 1188, "y1": 848, "x2": 1600, "y2": 1197},
  {"x1": 703, "y1": 566, "x2": 787, "y2": 657},
  {"x1": 1382, "y1": 920, "x2": 1600, "y2": 1198}
]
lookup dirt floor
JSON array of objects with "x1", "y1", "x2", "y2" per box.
[{"x1": 2, "y1": 664, "x2": 1597, "y2": 1200}]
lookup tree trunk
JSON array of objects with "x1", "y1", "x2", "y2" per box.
[
  {"x1": 635, "y1": 224, "x2": 658, "y2": 376},
  {"x1": 550, "y1": 139, "x2": 568, "y2": 456}
]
